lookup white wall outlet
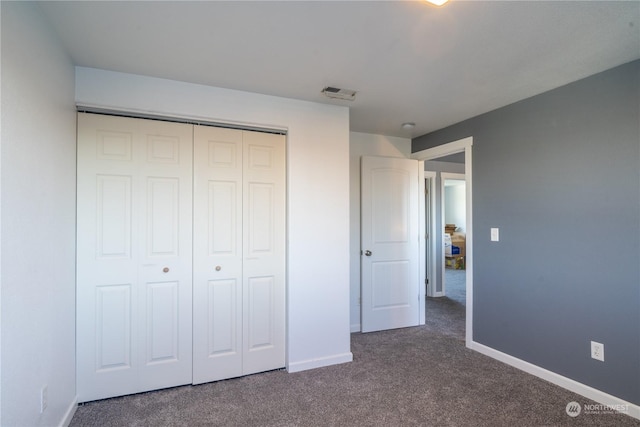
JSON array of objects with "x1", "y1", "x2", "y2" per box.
[
  {"x1": 491, "y1": 228, "x2": 500, "y2": 242},
  {"x1": 591, "y1": 341, "x2": 604, "y2": 362},
  {"x1": 40, "y1": 385, "x2": 48, "y2": 413}
]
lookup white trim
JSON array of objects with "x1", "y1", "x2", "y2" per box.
[
  {"x1": 411, "y1": 136, "x2": 473, "y2": 161},
  {"x1": 413, "y1": 137, "x2": 473, "y2": 346},
  {"x1": 424, "y1": 172, "x2": 437, "y2": 298},
  {"x1": 470, "y1": 341, "x2": 640, "y2": 421},
  {"x1": 287, "y1": 352, "x2": 354, "y2": 373},
  {"x1": 59, "y1": 396, "x2": 78, "y2": 427},
  {"x1": 418, "y1": 167, "x2": 426, "y2": 324},
  {"x1": 350, "y1": 323, "x2": 361, "y2": 333},
  {"x1": 463, "y1": 145, "x2": 473, "y2": 346}
]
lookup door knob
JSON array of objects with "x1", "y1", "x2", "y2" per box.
[
  {"x1": 215, "y1": 266, "x2": 221, "y2": 271},
  {"x1": 364, "y1": 250, "x2": 372, "y2": 256},
  {"x1": 163, "y1": 267, "x2": 169, "y2": 273}
]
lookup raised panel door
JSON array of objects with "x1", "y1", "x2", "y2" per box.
[
  {"x1": 77, "y1": 113, "x2": 192, "y2": 402},
  {"x1": 192, "y1": 126, "x2": 243, "y2": 384},
  {"x1": 242, "y1": 131, "x2": 286, "y2": 375},
  {"x1": 361, "y1": 156, "x2": 420, "y2": 333}
]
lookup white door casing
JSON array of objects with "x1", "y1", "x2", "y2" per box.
[
  {"x1": 77, "y1": 113, "x2": 193, "y2": 402},
  {"x1": 192, "y1": 126, "x2": 285, "y2": 384},
  {"x1": 361, "y1": 156, "x2": 420, "y2": 333},
  {"x1": 411, "y1": 136, "x2": 473, "y2": 347}
]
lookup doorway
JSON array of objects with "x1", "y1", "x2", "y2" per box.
[
  {"x1": 412, "y1": 137, "x2": 473, "y2": 347},
  {"x1": 442, "y1": 174, "x2": 466, "y2": 305}
]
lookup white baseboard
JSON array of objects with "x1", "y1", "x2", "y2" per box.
[
  {"x1": 287, "y1": 352, "x2": 353, "y2": 373},
  {"x1": 469, "y1": 341, "x2": 640, "y2": 421},
  {"x1": 350, "y1": 323, "x2": 361, "y2": 333},
  {"x1": 59, "y1": 395, "x2": 78, "y2": 427}
]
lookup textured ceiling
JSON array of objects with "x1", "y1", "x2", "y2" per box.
[{"x1": 38, "y1": 1, "x2": 640, "y2": 138}]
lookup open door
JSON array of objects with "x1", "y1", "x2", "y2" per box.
[{"x1": 361, "y1": 156, "x2": 420, "y2": 333}]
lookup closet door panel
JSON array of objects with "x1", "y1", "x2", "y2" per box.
[
  {"x1": 193, "y1": 126, "x2": 243, "y2": 384},
  {"x1": 144, "y1": 281, "x2": 179, "y2": 363},
  {"x1": 246, "y1": 276, "x2": 274, "y2": 349},
  {"x1": 77, "y1": 114, "x2": 141, "y2": 401},
  {"x1": 146, "y1": 177, "x2": 180, "y2": 257},
  {"x1": 137, "y1": 118, "x2": 193, "y2": 390},
  {"x1": 95, "y1": 284, "x2": 133, "y2": 371},
  {"x1": 247, "y1": 183, "x2": 274, "y2": 254},
  {"x1": 242, "y1": 131, "x2": 286, "y2": 376},
  {"x1": 209, "y1": 181, "x2": 238, "y2": 255},
  {"x1": 77, "y1": 113, "x2": 193, "y2": 402},
  {"x1": 194, "y1": 127, "x2": 285, "y2": 382},
  {"x1": 96, "y1": 175, "x2": 132, "y2": 258}
]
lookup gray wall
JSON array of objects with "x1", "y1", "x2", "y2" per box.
[{"x1": 413, "y1": 60, "x2": 639, "y2": 405}]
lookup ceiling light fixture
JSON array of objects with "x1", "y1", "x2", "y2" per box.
[
  {"x1": 401, "y1": 122, "x2": 415, "y2": 130},
  {"x1": 425, "y1": 0, "x2": 449, "y2": 6}
]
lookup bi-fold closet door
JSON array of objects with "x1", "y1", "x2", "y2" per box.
[
  {"x1": 76, "y1": 113, "x2": 285, "y2": 402},
  {"x1": 192, "y1": 125, "x2": 286, "y2": 384}
]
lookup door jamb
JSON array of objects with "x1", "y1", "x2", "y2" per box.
[
  {"x1": 422, "y1": 172, "x2": 436, "y2": 300},
  {"x1": 411, "y1": 136, "x2": 473, "y2": 347}
]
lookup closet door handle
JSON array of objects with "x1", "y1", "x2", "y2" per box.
[
  {"x1": 364, "y1": 250, "x2": 372, "y2": 256},
  {"x1": 163, "y1": 267, "x2": 170, "y2": 273},
  {"x1": 215, "y1": 266, "x2": 221, "y2": 271}
]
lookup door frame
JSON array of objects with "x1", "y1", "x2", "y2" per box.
[
  {"x1": 412, "y1": 136, "x2": 473, "y2": 347},
  {"x1": 421, "y1": 172, "x2": 436, "y2": 322}
]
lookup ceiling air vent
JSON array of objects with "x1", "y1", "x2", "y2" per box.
[{"x1": 322, "y1": 86, "x2": 357, "y2": 101}]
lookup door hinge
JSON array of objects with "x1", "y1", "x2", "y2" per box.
[{"x1": 425, "y1": 278, "x2": 429, "y2": 285}]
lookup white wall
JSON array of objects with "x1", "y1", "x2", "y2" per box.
[
  {"x1": 1, "y1": 3, "x2": 77, "y2": 426},
  {"x1": 348, "y1": 132, "x2": 411, "y2": 332},
  {"x1": 75, "y1": 67, "x2": 353, "y2": 372},
  {"x1": 445, "y1": 181, "x2": 466, "y2": 233}
]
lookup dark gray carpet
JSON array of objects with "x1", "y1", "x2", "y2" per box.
[
  {"x1": 444, "y1": 267, "x2": 466, "y2": 306},
  {"x1": 70, "y1": 297, "x2": 638, "y2": 427}
]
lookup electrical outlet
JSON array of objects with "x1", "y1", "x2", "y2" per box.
[
  {"x1": 40, "y1": 385, "x2": 48, "y2": 413},
  {"x1": 591, "y1": 341, "x2": 604, "y2": 362}
]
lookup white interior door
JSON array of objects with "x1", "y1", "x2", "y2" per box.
[
  {"x1": 361, "y1": 156, "x2": 420, "y2": 333},
  {"x1": 77, "y1": 113, "x2": 193, "y2": 402},
  {"x1": 192, "y1": 126, "x2": 285, "y2": 384}
]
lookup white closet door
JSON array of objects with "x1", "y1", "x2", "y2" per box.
[
  {"x1": 192, "y1": 126, "x2": 244, "y2": 383},
  {"x1": 241, "y1": 130, "x2": 286, "y2": 375},
  {"x1": 192, "y1": 126, "x2": 285, "y2": 384},
  {"x1": 77, "y1": 113, "x2": 193, "y2": 402}
]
